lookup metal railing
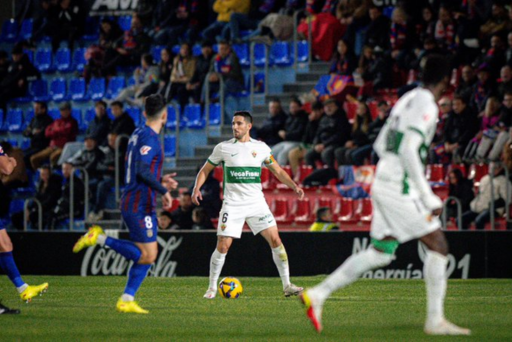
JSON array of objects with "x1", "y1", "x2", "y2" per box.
[
  {"x1": 293, "y1": 10, "x2": 313, "y2": 70},
  {"x1": 249, "y1": 42, "x2": 270, "y2": 110},
  {"x1": 167, "y1": 102, "x2": 181, "y2": 159},
  {"x1": 204, "y1": 72, "x2": 225, "y2": 129},
  {"x1": 115, "y1": 134, "x2": 130, "y2": 204},
  {"x1": 488, "y1": 162, "x2": 511, "y2": 230},
  {"x1": 23, "y1": 197, "x2": 42, "y2": 231},
  {"x1": 69, "y1": 167, "x2": 89, "y2": 231},
  {"x1": 442, "y1": 196, "x2": 462, "y2": 231}
]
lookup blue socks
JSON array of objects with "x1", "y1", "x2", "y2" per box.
[
  {"x1": 124, "y1": 264, "x2": 152, "y2": 297},
  {"x1": 0, "y1": 251, "x2": 26, "y2": 288},
  {"x1": 105, "y1": 237, "x2": 142, "y2": 263}
]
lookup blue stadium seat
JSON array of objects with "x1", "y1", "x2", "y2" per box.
[
  {"x1": 297, "y1": 41, "x2": 309, "y2": 62},
  {"x1": 172, "y1": 45, "x2": 180, "y2": 54},
  {"x1": 7, "y1": 138, "x2": 18, "y2": 147},
  {"x1": 82, "y1": 16, "x2": 99, "y2": 41},
  {"x1": 19, "y1": 19, "x2": 33, "y2": 41},
  {"x1": 254, "y1": 43, "x2": 272, "y2": 67},
  {"x1": 23, "y1": 49, "x2": 34, "y2": 63},
  {"x1": 9, "y1": 199, "x2": 25, "y2": 214},
  {"x1": 21, "y1": 138, "x2": 31, "y2": 150},
  {"x1": 29, "y1": 79, "x2": 49, "y2": 102},
  {"x1": 253, "y1": 72, "x2": 265, "y2": 93},
  {"x1": 118, "y1": 15, "x2": 132, "y2": 31},
  {"x1": 55, "y1": 48, "x2": 72, "y2": 72},
  {"x1": 0, "y1": 109, "x2": 4, "y2": 131},
  {"x1": 23, "y1": 109, "x2": 34, "y2": 130},
  {"x1": 239, "y1": 30, "x2": 253, "y2": 38},
  {"x1": 34, "y1": 48, "x2": 53, "y2": 72},
  {"x1": 88, "y1": 78, "x2": 106, "y2": 101},
  {"x1": 69, "y1": 78, "x2": 87, "y2": 101},
  {"x1": 165, "y1": 105, "x2": 181, "y2": 129},
  {"x1": 106, "y1": 76, "x2": 125, "y2": 99},
  {"x1": 184, "y1": 104, "x2": 204, "y2": 128},
  {"x1": 5, "y1": 109, "x2": 23, "y2": 132},
  {"x1": 72, "y1": 108, "x2": 84, "y2": 132},
  {"x1": 232, "y1": 43, "x2": 249, "y2": 68},
  {"x1": 192, "y1": 44, "x2": 201, "y2": 57},
  {"x1": 126, "y1": 107, "x2": 141, "y2": 126},
  {"x1": 50, "y1": 78, "x2": 67, "y2": 102},
  {"x1": 1, "y1": 19, "x2": 18, "y2": 43},
  {"x1": 152, "y1": 45, "x2": 165, "y2": 63},
  {"x1": 72, "y1": 48, "x2": 87, "y2": 72},
  {"x1": 208, "y1": 103, "x2": 221, "y2": 125},
  {"x1": 48, "y1": 108, "x2": 61, "y2": 120},
  {"x1": 83, "y1": 108, "x2": 96, "y2": 127},
  {"x1": 272, "y1": 42, "x2": 292, "y2": 66},
  {"x1": 164, "y1": 135, "x2": 176, "y2": 157},
  {"x1": 127, "y1": 76, "x2": 136, "y2": 87}
]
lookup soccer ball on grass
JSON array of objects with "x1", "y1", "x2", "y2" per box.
[{"x1": 218, "y1": 277, "x2": 243, "y2": 299}]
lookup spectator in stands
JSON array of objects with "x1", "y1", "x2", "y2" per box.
[
  {"x1": 480, "y1": 3, "x2": 509, "y2": 40},
  {"x1": 388, "y1": 6, "x2": 413, "y2": 70},
  {"x1": 446, "y1": 168, "x2": 474, "y2": 220},
  {"x1": 471, "y1": 64, "x2": 495, "y2": 114},
  {"x1": 30, "y1": 102, "x2": 78, "y2": 170},
  {"x1": 189, "y1": 167, "x2": 220, "y2": 219},
  {"x1": 67, "y1": 136, "x2": 104, "y2": 180},
  {"x1": 305, "y1": 98, "x2": 351, "y2": 169},
  {"x1": 288, "y1": 101, "x2": 324, "y2": 177},
  {"x1": 169, "y1": 43, "x2": 196, "y2": 111},
  {"x1": 206, "y1": 40, "x2": 245, "y2": 98},
  {"x1": 114, "y1": 53, "x2": 160, "y2": 106},
  {"x1": 23, "y1": 101, "x2": 53, "y2": 169},
  {"x1": 460, "y1": 162, "x2": 510, "y2": 230},
  {"x1": 254, "y1": 98, "x2": 287, "y2": 146},
  {"x1": 12, "y1": 165, "x2": 62, "y2": 230},
  {"x1": 334, "y1": 99, "x2": 372, "y2": 166},
  {"x1": 110, "y1": 101, "x2": 136, "y2": 137},
  {"x1": 48, "y1": 162, "x2": 84, "y2": 230},
  {"x1": 330, "y1": 39, "x2": 356, "y2": 76},
  {"x1": 0, "y1": 50, "x2": 8, "y2": 80},
  {"x1": 101, "y1": 13, "x2": 151, "y2": 77},
  {"x1": 99, "y1": 18, "x2": 124, "y2": 50},
  {"x1": 364, "y1": 5, "x2": 391, "y2": 51},
  {"x1": 416, "y1": 5, "x2": 435, "y2": 45},
  {"x1": 187, "y1": 41, "x2": 214, "y2": 103},
  {"x1": 474, "y1": 34, "x2": 506, "y2": 80},
  {"x1": 191, "y1": 207, "x2": 214, "y2": 230},
  {"x1": 432, "y1": 96, "x2": 452, "y2": 150},
  {"x1": 48, "y1": 0, "x2": 84, "y2": 52},
  {"x1": 201, "y1": 0, "x2": 250, "y2": 43},
  {"x1": 0, "y1": 46, "x2": 40, "y2": 111},
  {"x1": 506, "y1": 32, "x2": 512, "y2": 65},
  {"x1": 224, "y1": 0, "x2": 278, "y2": 44},
  {"x1": 157, "y1": 48, "x2": 173, "y2": 96},
  {"x1": 434, "y1": 6, "x2": 456, "y2": 51},
  {"x1": 498, "y1": 65, "x2": 512, "y2": 98},
  {"x1": 170, "y1": 192, "x2": 195, "y2": 229},
  {"x1": 309, "y1": 207, "x2": 338, "y2": 232},
  {"x1": 456, "y1": 65, "x2": 477, "y2": 101},
  {"x1": 158, "y1": 210, "x2": 175, "y2": 230},
  {"x1": 86, "y1": 101, "x2": 111, "y2": 147},
  {"x1": 410, "y1": 37, "x2": 444, "y2": 71},
  {"x1": 487, "y1": 90, "x2": 512, "y2": 161},
  {"x1": 468, "y1": 96, "x2": 502, "y2": 162},
  {"x1": 271, "y1": 98, "x2": 308, "y2": 165},
  {"x1": 0, "y1": 141, "x2": 28, "y2": 189}
]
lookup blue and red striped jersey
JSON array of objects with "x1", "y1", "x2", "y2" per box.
[{"x1": 121, "y1": 125, "x2": 164, "y2": 215}]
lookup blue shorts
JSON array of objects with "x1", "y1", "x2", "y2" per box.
[
  {"x1": 0, "y1": 217, "x2": 9, "y2": 230},
  {"x1": 121, "y1": 211, "x2": 158, "y2": 243}
]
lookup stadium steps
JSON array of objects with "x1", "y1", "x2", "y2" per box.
[
  {"x1": 283, "y1": 82, "x2": 318, "y2": 93},
  {"x1": 194, "y1": 145, "x2": 217, "y2": 159},
  {"x1": 296, "y1": 72, "x2": 327, "y2": 82},
  {"x1": 208, "y1": 135, "x2": 234, "y2": 145},
  {"x1": 164, "y1": 166, "x2": 198, "y2": 187},
  {"x1": 176, "y1": 157, "x2": 209, "y2": 168}
]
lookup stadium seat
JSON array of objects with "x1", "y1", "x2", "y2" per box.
[
  {"x1": 151, "y1": 45, "x2": 165, "y2": 63},
  {"x1": 272, "y1": 199, "x2": 291, "y2": 223},
  {"x1": 23, "y1": 49, "x2": 34, "y2": 63},
  {"x1": 23, "y1": 109, "x2": 34, "y2": 130},
  {"x1": 296, "y1": 41, "x2": 309, "y2": 62},
  {"x1": 34, "y1": 48, "x2": 53, "y2": 72},
  {"x1": 69, "y1": 78, "x2": 87, "y2": 101},
  {"x1": 169, "y1": 198, "x2": 180, "y2": 212},
  {"x1": 254, "y1": 43, "x2": 271, "y2": 67},
  {"x1": 71, "y1": 108, "x2": 84, "y2": 132},
  {"x1": 172, "y1": 45, "x2": 180, "y2": 55},
  {"x1": 83, "y1": 108, "x2": 96, "y2": 127},
  {"x1": 0, "y1": 19, "x2": 18, "y2": 43},
  {"x1": 164, "y1": 135, "x2": 176, "y2": 157},
  {"x1": 106, "y1": 76, "x2": 125, "y2": 99},
  {"x1": 19, "y1": 19, "x2": 33, "y2": 41},
  {"x1": 72, "y1": 48, "x2": 87, "y2": 72},
  {"x1": 232, "y1": 43, "x2": 249, "y2": 67},
  {"x1": 126, "y1": 107, "x2": 141, "y2": 126},
  {"x1": 48, "y1": 108, "x2": 60, "y2": 120},
  {"x1": 360, "y1": 198, "x2": 373, "y2": 222},
  {"x1": 292, "y1": 198, "x2": 313, "y2": 223},
  {"x1": 118, "y1": 15, "x2": 132, "y2": 31},
  {"x1": 5, "y1": 109, "x2": 23, "y2": 132},
  {"x1": 315, "y1": 197, "x2": 333, "y2": 212},
  {"x1": 261, "y1": 167, "x2": 272, "y2": 189},
  {"x1": 184, "y1": 104, "x2": 204, "y2": 128},
  {"x1": 213, "y1": 167, "x2": 224, "y2": 184},
  {"x1": 7, "y1": 138, "x2": 18, "y2": 147},
  {"x1": 276, "y1": 166, "x2": 293, "y2": 189},
  {"x1": 9, "y1": 199, "x2": 24, "y2": 214},
  {"x1": 21, "y1": 138, "x2": 31, "y2": 150},
  {"x1": 344, "y1": 102, "x2": 357, "y2": 123},
  {"x1": 50, "y1": 77, "x2": 67, "y2": 102},
  {"x1": 82, "y1": 16, "x2": 99, "y2": 41},
  {"x1": 296, "y1": 165, "x2": 313, "y2": 184},
  {"x1": 336, "y1": 198, "x2": 356, "y2": 223},
  {"x1": 447, "y1": 164, "x2": 467, "y2": 178},
  {"x1": 253, "y1": 72, "x2": 265, "y2": 94},
  {"x1": 426, "y1": 164, "x2": 445, "y2": 183},
  {"x1": 55, "y1": 48, "x2": 72, "y2": 72},
  {"x1": 192, "y1": 44, "x2": 201, "y2": 56},
  {"x1": 271, "y1": 42, "x2": 292, "y2": 66},
  {"x1": 29, "y1": 79, "x2": 49, "y2": 102},
  {"x1": 468, "y1": 163, "x2": 489, "y2": 187},
  {"x1": 208, "y1": 103, "x2": 221, "y2": 125},
  {"x1": 88, "y1": 78, "x2": 106, "y2": 100},
  {"x1": 165, "y1": 105, "x2": 181, "y2": 129},
  {"x1": 368, "y1": 101, "x2": 379, "y2": 120}
]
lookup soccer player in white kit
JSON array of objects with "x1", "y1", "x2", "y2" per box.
[
  {"x1": 300, "y1": 55, "x2": 471, "y2": 336},
  {"x1": 192, "y1": 111, "x2": 304, "y2": 299}
]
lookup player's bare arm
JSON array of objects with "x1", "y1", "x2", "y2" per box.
[
  {"x1": 0, "y1": 155, "x2": 17, "y2": 175},
  {"x1": 162, "y1": 172, "x2": 179, "y2": 191},
  {"x1": 267, "y1": 162, "x2": 304, "y2": 200},
  {"x1": 192, "y1": 162, "x2": 216, "y2": 205}
]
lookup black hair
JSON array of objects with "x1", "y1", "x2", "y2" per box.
[
  {"x1": 312, "y1": 101, "x2": 324, "y2": 111},
  {"x1": 111, "y1": 101, "x2": 123, "y2": 109},
  {"x1": 316, "y1": 207, "x2": 331, "y2": 222},
  {"x1": 144, "y1": 94, "x2": 166, "y2": 118},
  {"x1": 39, "y1": 165, "x2": 51, "y2": 172},
  {"x1": 159, "y1": 211, "x2": 172, "y2": 219},
  {"x1": 377, "y1": 100, "x2": 388, "y2": 107},
  {"x1": 290, "y1": 96, "x2": 302, "y2": 107},
  {"x1": 421, "y1": 54, "x2": 451, "y2": 86},
  {"x1": 35, "y1": 101, "x2": 48, "y2": 111},
  {"x1": 0, "y1": 141, "x2": 13, "y2": 154},
  {"x1": 270, "y1": 97, "x2": 281, "y2": 104},
  {"x1": 453, "y1": 94, "x2": 468, "y2": 104},
  {"x1": 201, "y1": 40, "x2": 212, "y2": 48},
  {"x1": 218, "y1": 39, "x2": 230, "y2": 46},
  {"x1": 233, "y1": 111, "x2": 253, "y2": 124},
  {"x1": 141, "y1": 53, "x2": 153, "y2": 66},
  {"x1": 95, "y1": 100, "x2": 106, "y2": 109}
]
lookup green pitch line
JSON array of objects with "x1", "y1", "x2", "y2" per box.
[{"x1": 1, "y1": 277, "x2": 511, "y2": 341}]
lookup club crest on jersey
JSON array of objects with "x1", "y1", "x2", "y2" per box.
[
  {"x1": 251, "y1": 150, "x2": 257, "y2": 158},
  {"x1": 140, "y1": 145, "x2": 152, "y2": 155},
  {"x1": 221, "y1": 224, "x2": 227, "y2": 231}
]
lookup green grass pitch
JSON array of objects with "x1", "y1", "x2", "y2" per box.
[{"x1": 1, "y1": 277, "x2": 511, "y2": 341}]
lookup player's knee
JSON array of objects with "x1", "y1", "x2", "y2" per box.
[
  {"x1": 370, "y1": 248, "x2": 394, "y2": 267},
  {"x1": 138, "y1": 250, "x2": 157, "y2": 264},
  {"x1": 0, "y1": 240, "x2": 13, "y2": 252},
  {"x1": 270, "y1": 236, "x2": 281, "y2": 248},
  {"x1": 216, "y1": 244, "x2": 230, "y2": 254}
]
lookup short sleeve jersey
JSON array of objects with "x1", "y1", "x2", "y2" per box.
[
  {"x1": 0, "y1": 146, "x2": 4, "y2": 156},
  {"x1": 373, "y1": 87, "x2": 438, "y2": 194},
  {"x1": 207, "y1": 138, "x2": 273, "y2": 203},
  {"x1": 121, "y1": 125, "x2": 164, "y2": 215}
]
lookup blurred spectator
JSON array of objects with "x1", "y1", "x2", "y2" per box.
[
  {"x1": 191, "y1": 207, "x2": 214, "y2": 230},
  {"x1": 100, "y1": 18, "x2": 124, "y2": 49},
  {"x1": 289, "y1": 101, "x2": 324, "y2": 177},
  {"x1": 158, "y1": 48, "x2": 173, "y2": 96},
  {"x1": 206, "y1": 40, "x2": 245, "y2": 98},
  {"x1": 271, "y1": 98, "x2": 308, "y2": 165},
  {"x1": 67, "y1": 136, "x2": 104, "y2": 180},
  {"x1": 433, "y1": 96, "x2": 452, "y2": 147},
  {"x1": 201, "y1": 0, "x2": 250, "y2": 43},
  {"x1": 456, "y1": 65, "x2": 477, "y2": 101},
  {"x1": 169, "y1": 43, "x2": 196, "y2": 110},
  {"x1": 470, "y1": 96, "x2": 501, "y2": 162},
  {"x1": 189, "y1": 167, "x2": 220, "y2": 219},
  {"x1": 0, "y1": 142, "x2": 28, "y2": 188},
  {"x1": 389, "y1": 6, "x2": 413, "y2": 70},
  {"x1": 416, "y1": 5, "x2": 435, "y2": 45},
  {"x1": 330, "y1": 39, "x2": 356, "y2": 76},
  {"x1": 445, "y1": 168, "x2": 474, "y2": 219},
  {"x1": 254, "y1": 98, "x2": 287, "y2": 146},
  {"x1": 30, "y1": 102, "x2": 78, "y2": 169},
  {"x1": 12, "y1": 166, "x2": 62, "y2": 230},
  {"x1": 506, "y1": 32, "x2": 512, "y2": 65},
  {"x1": 480, "y1": 3, "x2": 509, "y2": 40},
  {"x1": 487, "y1": 90, "x2": 512, "y2": 161},
  {"x1": 471, "y1": 64, "x2": 495, "y2": 114},
  {"x1": 365, "y1": 5, "x2": 391, "y2": 51},
  {"x1": 410, "y1": 37, "x2": 444, "y2": 71},
  {"x1": 170, "y1": 192, "x2": 195, "y2": 229},
  {"x1": 110, "y1": 101, "x2": 136, "y2": 137},
  {"x1": 114, "y1": 54, "x2": 159, "y2": 106},
  {"x1": 334, "y1": 99, "x2": 372, "y2": 166},
  {"x1": 434, "y1": 6, "x2": 455, "y2": 51},
  {"x1": 23, "y1": 101, "x2": 53, "y2": 168},
  {"x1": 86, "y1": 101, "x2": 111, "y2": 147},
  {"x1": 305, "y1": 98, "x2": 351, "y2": 169},
  {"x1": 158, "y1": 210, "x2": 175, "y2": 230},
  {"x1": 0, "y1": 50, "x2": 8, "y2": 80},
  {"x1": 474, "y1": 34, "x2": 506, "y2": 80},
  {"x1": 460, "y1": 162, "x2": 510, "y2": 230},
  {"x1": 187, "y1": 41, "x2": 214, "y2": 103},
  {"x1": 48, "y1": 0, "x2": 84, "y2": 52},
  {"x1": 48, "y1": 162, "x2": 84, "y2": 230},
  {"x1": 309, "y1": 207, "x2": 338, "y2": 232},
  {"x1": 497, "y1": 65, "x2": 512, "y2": 98}
]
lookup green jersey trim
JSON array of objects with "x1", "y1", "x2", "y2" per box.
[
  {"x1": 207, "y1": 159, "x2": 219, "y2": 166},
  {"x1": 225, "y1": 166, "x2": 262, "y2": 183},
  {"x1": 407, "y1": 126, "x2": 426, "y2": 140},
  {"x1": 371, "y1": 238, "x2": 399, "y2": 255}
]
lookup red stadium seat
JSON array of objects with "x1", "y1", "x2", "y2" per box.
[
  {"x1": 446, "y1": 163, "x2": 467, "y2": 179},
  {"x1": 426, "y1": 164, "x2": 444, "y2": 183},
  {"x1": 360, "y1": 198, "x2": 373, "y2": 222},
  {"x1": 261, "y1": 167, "x2": 274, "y2": 190},
  {"x1": 272, "y1": 198, "x2": 291, "y2": 224},
  {"x1": 213, "y1": 167, "x2": 223, "y2": 184},
  {"x1": 336, "y1": 198, "x2": 359, "y2": 223},
  {"x1": 292, "y1": 198, "x2": 313, "y2": 223},
  {"x1": 315, "y1": 198, "x2": 332, "y2": 212},
  {"x1": 368, "y1": 101, "x2": 379, "y2": 120},
  {"x1": 169, "y1": 199, "x2": 180, "y2": 212},
  {"x1": 468, "y1": 163, "x2": 488, "y2": 186},
  {"x1": 344, "y1": 102, "x2": 357, "y2": 123},
  {"x1": 295, "y1": 165, "x2": 313, "y2": 184},
  {"x1": 276, "y1": 165, "x2": 293, "y2": 189}
]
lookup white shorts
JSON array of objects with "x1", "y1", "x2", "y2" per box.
[
  {"x1": 217, "y1": 200, "x2": 276, "y2": 239},
  {"x1": 370, "y1": 189, "x2": 441, "y2": 243}
]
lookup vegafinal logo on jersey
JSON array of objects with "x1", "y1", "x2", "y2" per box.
[{"x1": 225, "y1": 167, "x2": 261, "y2": 183}]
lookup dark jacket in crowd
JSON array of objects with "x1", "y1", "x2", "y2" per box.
[
  {"x1": 313, "y1": 109, "x2": 351, "y2": 147},
  {"x1": 365, "y1": 13, "x2": 391, "y2": 50},
  {"x1": 23, "y1": 113, "x2": 53, "y2": 151},
  {"x1": 498, "y1": 106, "x2": 512, "y2": 129},
  {"x1": 36, "y1": 173, "x2": 63, "y2": 213},
  {"x1": 96, "y1": 145, "x2": 124, "y2": 183},
  {"x1": 86, "y1": 114, "x2": 111, "y2": 146},
  {"x1": 111, "y1": 113, "x2": 136, "y2": 137},
  {"x1": 170, "y1": 206, "x2": 195, "y2": 229},
  {"x1": 443, "y1": 107, "x2": 479, "y2": 146},
  {"x1": 284, "y1": 111, "x2": 308, "y2": 142},
  {"x1": 447, "y1": 178, "x2": 475, "y2": 218},
  {"x1": 68, "y1": 147, "x2": 105, "y2": 179},
  {"x1": 190, "y1": 53, "x2": 213, "y2": 86},
  {"x1": 302, "y1": 117, "x2": 321, "y2": 146},
  {"x1": 257, "y1": 110, "x2": 287, "y2": 146},
  {"x1": 351, "y1": 116, "x2": 372, "y2": 147},
  {"x1": 209, "y1": 52, "x2": 244, "y2": 89},
  {"x1": 367, "y1": 116, "x2": 387, "y2": 143},
  {"x1": 0, "y1": 54, "x2": 40, "y2": 98},
  {"x1": 52, "y1": 174, "x2": 85, "y2": 225}
]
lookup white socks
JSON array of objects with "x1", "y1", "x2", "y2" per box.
[
  {"x1": 209, "y1": 249, "x2": 227, "y2": 290},
  {"x1": 272, "y1": 245, "x2": 291, "y2": 289},
  {"x1": 96, "y1": 234, "x2": 107, "y2": 246},
  {"x1": 312, "y1": 248, "x2": 393, "y2": 302},
  {"x1": 424, "y1": 250, "x2": 447, "y2": 324},
  {"x1": 17, "y1": 283, "x2": 28, "y2": 294},
  {"x1": 121, "y1": 294, "x2": 134, "y2": 302}
]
